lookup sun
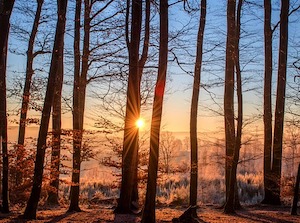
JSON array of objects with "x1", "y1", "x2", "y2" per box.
[{"x1": 136, "y1": 118, "x2": 145, "y2": 129}]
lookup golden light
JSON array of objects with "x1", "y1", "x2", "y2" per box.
[{"x1": 136, "y1": 118, "x2": 145, "y2": 129}]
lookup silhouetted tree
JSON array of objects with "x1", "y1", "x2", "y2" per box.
[
  {"x1": 224, "y1": 0, "x2": 243, "y2": 214},
  {"x1": 176, "y1": 1, "x2": 207, "y2": 221},
  {"x1": 0, "y1": 0, "x2": 15, "y2": 213},
  {"x1": 262, "y1": 0, "x2": 273, "y2": 205},
  {"x1": 16, "y1": 0, "x2": 44, "y2": 188},
  {"x1": 141, "y1": 0, "x2": 168, "y2": 222},
  {"x1": 224, "y1": 0, "x2": 236, "y2": 206},
  {"x1": 23, "y1": 0, "x2": 68, "y2": 219},
  {"x1": 271, "y1": 0, "x2": 289, "y2": 205},
  {"x1": 47, "y1": 41, "x2": 64, "y2": 205},
  {"x1": 115, "y1": 0, "x2": 143, "y2": 213}
]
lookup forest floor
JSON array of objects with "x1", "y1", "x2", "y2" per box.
[{"x1": 0, "y1": 203, "x2": 299, "y2": 223}]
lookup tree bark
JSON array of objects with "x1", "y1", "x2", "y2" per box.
[
  {"x1": 68, "y1": 0, "x2": 81, "y2": 212},
  {"x1": 224, "y1": 0, "x2": 243, "y2": 214},
  {"x1": 271, "y1": 0, "x2": 289, "y2": 205},
  {"x1": 291, "y1": 163, "x2": 300, "y2": 215},
  {"x1": 262, "y1": 0, "x2": 273, "y2": 205},
  {"x1": 224, "y1": 0, "x2": 236, "y2": 204},
  {"x1": 68, "y1": 0, "x2": 90, "y2": 212},
  {"x1": 141, "y1": 0, "x2": 168, "y2": 222},
  {"x1": 23, "y1": 0, "x2": 68, "y2": 219},
  {"x1": 0, "y1": 0, "x2": 15, "y2": 213},
  {"x1": 16, "y1": 0, "x2": 44, "y2": 187},
  {"x1": 47, "y1": 41, "x2": 64, "y2": 205},
  {"x1": 189, "y1": 0, "x2": 206, "y2": 210},
  {"x1": 131, "y1": 0, "x2": 151, "y2": 207},
  {"x1": 116, "y1": 0, "x2": 142, "y2": 214}
]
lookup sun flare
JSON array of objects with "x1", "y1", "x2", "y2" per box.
[{"x1": 136, "y1": 118, "x2": 145, "y2": 129}]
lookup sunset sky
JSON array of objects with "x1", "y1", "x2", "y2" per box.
[{"x1": 6, "y1": 0, "x2": 300, "y2": 138}]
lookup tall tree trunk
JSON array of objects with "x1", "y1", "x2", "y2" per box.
[
  {"x1": 68, "y1": 0, "x2": 81, "y2": 212},
  {"x1": 131, "y1": 0, "x2": 151, "y2": 207},
  {"x1": 23, "y1": 0, "x2": 68, "y2": 219},
  {"x1": 262, "y1": 0, "x2": 273, "y2": 205},
  {"x1": 271, "y1": 0, "x2": 289, "y2": 205},
  {"x1": 0, "y1": 0, "x2": 15, "y2": 213},
  {"x1": 141, "y1": 0, "x2": 168, "y2": 222},
  {"x1": 116, "y1": 0, "x2": 142, "y2": 214},
  {"x1": 68, "y1": 0, "x2": 90, "y2": 212},
  {"x1": 16, "y1": 0, "x2": 44, "y2": 187},
  {"x1": 189, "y1": 0, "x2": 206, "y2": 211},
  {"x1": 224, "y1": 0, "x2": 243, "y2": 214},
  {"x1": 47, "y1": 43, "x2": 64, "y2": 205},
  {"x1": 224, "y1": 0, "x2": 236, "y2": 204}
]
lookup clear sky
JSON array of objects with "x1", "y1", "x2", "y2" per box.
[{"x1": 6, "y1": 0, "x2": 300, "y2": 139}]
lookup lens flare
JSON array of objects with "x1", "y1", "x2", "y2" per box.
[{"x1": 136, "y1": 118, "x2": 145, "y2": 129}]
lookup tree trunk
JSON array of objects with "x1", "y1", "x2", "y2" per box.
[
  {"x1": 224, "y1": 0, "x2": 236, "y2": 204},
  {"x1": 189, "y1": 0, "x2": 206, "y2": 211},
  {"x1": 0, "y1": 0, "x2": 15, "y2": 214},
  {"x1": 116, "y1": 0, "x2": 142, "y2": 214},
  {"x1": 262, "y1": 0, "x2": 273, "y2": 205},
  {"x1": 271, "y1": 0, "x2": 289, "y2": 205},
  {"x1": 224, "y1": 0, "x2": 243, "y2": 214},
  {"x1": 131, "y1": 0, "x2": 151, "y2": 208},
  {"x1": 68, "y1": 0, "x2": 90, "y2": 212},
  {"x1": 141, "y1": 0, "x2": 168, "y2": 222},
  {"x1": 47, "y1": 41, "x2": 64, "y2": 205},
  {"x1": 291, "y1": 163, "x2": 300, "y2": 215},
  {"x1": 23, "y1": 0, "x2": 68, "y2": 219},
  {"x1": 16, "y1": 0, "x2": 44, "y2": 187}
]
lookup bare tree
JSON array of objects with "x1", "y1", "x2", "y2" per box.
[
  {"x1": 23, "y1": 0, "x2": 68, "y2": 219},
  {"x1": 16, "y1": 0, "x2": 44, "y2": 188},
  {"x1": 115, "y1": 0, "x2": 143, "y2": 213},
  {"x1": 189, "y1": 0, "x2": 206, "y2": 216},
  {"x1": 141, "y1": 0, "x2": 168, "y2": 222},
  {"x1": 224, "y1": 0, "x2": 243, "y2": 214},
  {"x1": 224, "y1": 0, "x2": 236, "y2": 206},
  {"x1": 68, "y1": 0, "x2": 83, "y2": 212},
  {"x1": 271, "y1": 0, "x2": 289, "y2": 205},
  {"x1": 47, "y1": 40, "x2": 64, "y2": 205},
  {"x1": 0, "y1": 0, "x2": 15, "y2": 213},
  {"x1": 262, "y1": 0, "x2": 273, "y2": 205}
]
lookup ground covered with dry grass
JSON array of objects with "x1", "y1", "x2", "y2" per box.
[{"x1": 0, "y1": 204, "x2": 299, "y2": 223}]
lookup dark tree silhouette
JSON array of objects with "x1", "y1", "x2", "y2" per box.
[
  {"x1": 262, "y1": 0, "x2": 273, "y2": 205},
  {"x1": 224, "y1": 0, "x2": 236, "y2": 205},
  {"x1": 47, "y1": 41, "x2": 64, "y2": 205},
  {"x1": 271, "y1": 0, "x2": 289, "y2": 205},
  {"x1": 141, "y1": 0, "x2": 168, "y2": 222},
  {"x1": 16, "y1": 0, "x2": 44, "y2": 188},
  {"x1": 68, "y1": 0, "x2": 84, "y2": 212},
  {"x1": 175, "y1": 1, "x2": 207, "y2": 222},
  {"x1": 116, "y1": 0, "x2": 143, "y2": 213},
  {"x1": 23, "y1": 0, "x2": 68, "y2": 219},
  {"x1": 69, "y1": 0, "x2": 118, "y2": 211},
  {"x1": 224, "y1": 0, "x2": 243, "y2": 214},
  {"x1": 131, "y1": 0, "x2": 151, "y2": 208},
  {"x1": 0, "y1": 0, "x2": 15, "y2": 213}
]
